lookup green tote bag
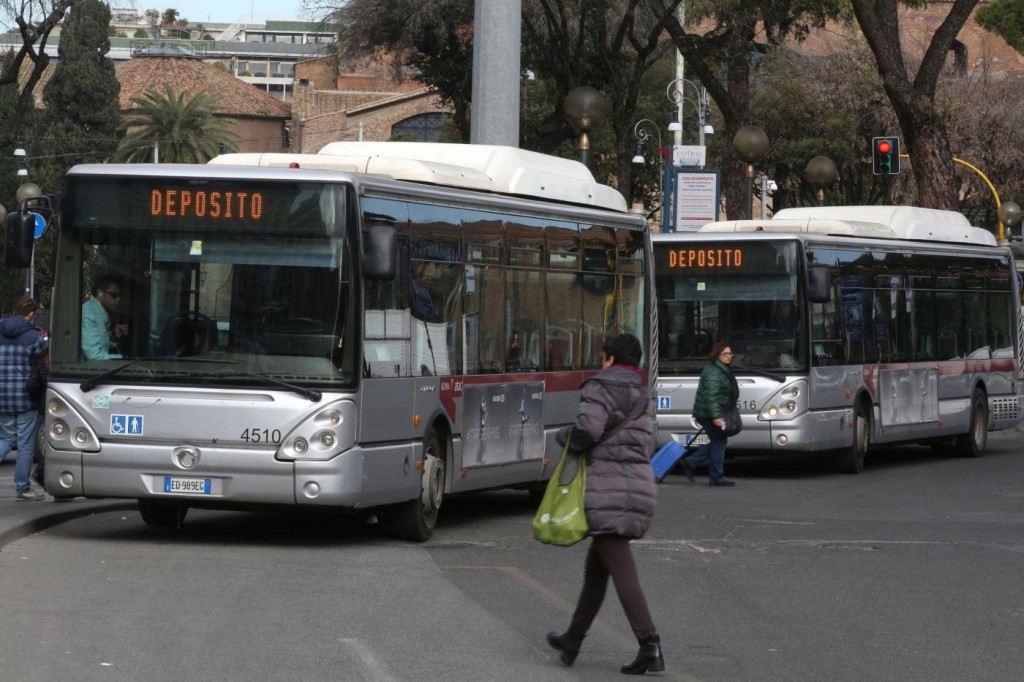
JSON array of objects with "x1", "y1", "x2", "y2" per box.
[{"x1": 532, "y1": 441, "x2": 588, "y2": 546}]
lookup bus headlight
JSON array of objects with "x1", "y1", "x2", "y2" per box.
[
  {"x1": 759, "y1": 380, "x2": 808, "y2": 421},
  {"x1": 43, "y1": 394, "x2": 100, "y2": 452},
  {"x1": 275, "y1": 400, "x2": 355, "y2": 462}
]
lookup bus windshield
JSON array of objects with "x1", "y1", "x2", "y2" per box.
[
  {"x1": 654, "y1": 240, "x2": 806, "y2": 372},
  {"x1": 51, "y1": 176, "x2": 356, "y2": 389}
]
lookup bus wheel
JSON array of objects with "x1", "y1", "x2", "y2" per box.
[
  {"x1": 956, "y1": 389, "x2": 988, "y2": 458},
  {"x1": 392, "y1": 428, "x2": 445, "y2": 542},
  {"x1": 836, "y1": 402, "x2": 870, "y2": 474},
  {"x1": 138, "y1": 499, "x2": 188, "y2": 529}
]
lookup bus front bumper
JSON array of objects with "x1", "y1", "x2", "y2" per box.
[
  {"x1": 42, "y1": 440, "x2": 420, "y2": 509},
  {"x1": 655, "y1": 410, "x2": 848, "y2": 454}
]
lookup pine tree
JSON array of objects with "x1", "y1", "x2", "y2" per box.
[
  {"x1": 38, "y1": 0, "x2": 121, "y2": 192},
  {"x1": 0, "y1": 50, "x2": 38, "y2": 306}
]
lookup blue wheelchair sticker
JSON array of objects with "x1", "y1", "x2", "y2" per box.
[{"x1": 110, "y1": 414, "x2": 144, "y2": 436}]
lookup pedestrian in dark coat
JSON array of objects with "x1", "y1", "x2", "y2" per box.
[
  {"x1": 682, "y1": 341, "x2": 739, "y2": 486},
  {"x1": 0, "y1": 296, "x2": 48, "y2": 501},
  {"x1": 546, "y1": 333, "x2": 665, "y2": 675}
]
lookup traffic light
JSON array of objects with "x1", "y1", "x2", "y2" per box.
[
  {"x1": 872, "y1": 136, "x2": 900, "y2": 175},
  {"x1": 4, "y1": 210, "x2": 34, "y2": 268}
]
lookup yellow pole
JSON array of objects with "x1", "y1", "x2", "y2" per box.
[
  {"x1": 953, "y1": 157, "x2": 1005, "y2": 243},
  {"x1": 900, "y1": 153, "x2": 1005, "y2": 242}
]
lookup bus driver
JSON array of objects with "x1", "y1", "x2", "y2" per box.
[{"x1": 82, "y1": 274, "x2": 129, "y2": 360}]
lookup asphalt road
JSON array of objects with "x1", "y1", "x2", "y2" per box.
[{"x1": 1, "y1": 432, "x2": 1022, "y2": 681}]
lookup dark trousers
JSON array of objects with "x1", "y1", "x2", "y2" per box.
[{"x1": 568, "y1": 534, "x2": 656, "y2": 641}]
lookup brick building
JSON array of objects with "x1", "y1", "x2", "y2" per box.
[
  {"x1": 290, "y1": 54, "x2": 453, "y2": 153},
  {"x1": 117, "y1": 53, "x2": 292, "y2": 153}
]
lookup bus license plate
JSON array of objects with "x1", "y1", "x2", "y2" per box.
[
  {"x1": 685, "y1": 433, "x2": 710, "y2": 446},
  {"x1": 163, "y1": 477, "x2": 211, "y2": 494}
]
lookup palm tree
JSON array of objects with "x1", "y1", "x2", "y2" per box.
[{"x1": 114, "y1": 86, "x2": 239, "y2": 163}]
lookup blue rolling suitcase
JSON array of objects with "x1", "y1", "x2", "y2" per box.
[{"x1": 651, "y1": 428, "x2": 704, "y2": 482}]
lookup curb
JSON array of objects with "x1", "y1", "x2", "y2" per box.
[{"x1": 0, "y1": 500, "x2": 137, "y2": 550}]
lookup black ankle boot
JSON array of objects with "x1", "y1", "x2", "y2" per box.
[
  {"x1": 620, "y1": 634, "x2": 665, "y2": 675},
  {"x1": 546, "y1": 630, "x2": 585, "y2": 666}
]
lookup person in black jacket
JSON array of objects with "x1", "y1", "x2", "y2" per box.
[
  {"x1": 0, "y1": 296, "x2": 48, "y2": 501},
  {"x1": 546, "y1": 333, "x2": 665, "y2": 675},
  {"x1": 681, "y1": 341, "x2": 739, "y2": 487}
]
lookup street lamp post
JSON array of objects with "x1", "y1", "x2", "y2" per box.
[
  {"x1": 632, "y1": 119, "x2": 668, "y2": 231},
  {"x1": 805, "y1": 156, "x2": 839, "y2": 207},
  {"x1": 665, "y1": 78, "x2": 713, "y2": 149},
  {"x1": 998, "y1": 201, "x2": 1022, "y2": 241},
  {"x1": 564, "y1": 86, "x2": 608, "y2": 172},
  {"x1": 732, "y1": 125, "x2": 769, "y2": 221}
]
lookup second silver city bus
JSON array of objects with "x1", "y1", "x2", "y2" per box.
[
  {"x1": 38, "y1": 142, "x2": 653, "y2": 539},
  {"x1": 654, "y1": 206, "x2": 1022, "y2": 472}
]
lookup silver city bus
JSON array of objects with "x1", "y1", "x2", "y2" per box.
[
  {"x1": 32, "y1": 142, "x2": 653, "y2": 540},
  {"x1": 654, "y1": 206, "x2": 1023, "y2": 472}
]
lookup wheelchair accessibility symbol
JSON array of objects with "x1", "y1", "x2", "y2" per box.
[{"x1": 110, "y1": 414, "x2": 144, "y2": 436}]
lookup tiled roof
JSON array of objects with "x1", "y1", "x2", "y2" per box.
[{"x1": 116, "y1": 56, "x2": 291, "y2": 119}]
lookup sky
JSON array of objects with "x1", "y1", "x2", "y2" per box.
[{"x1": 150, "y1": 0, "x2": 311, "y2": 25}]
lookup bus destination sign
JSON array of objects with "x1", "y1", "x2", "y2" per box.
[
  {"x1": 665, "y1": 247, "x2": 743, "y2": 269},
  {"x1": 150, "y1": 189, "x2": 264, "y2": 221}
]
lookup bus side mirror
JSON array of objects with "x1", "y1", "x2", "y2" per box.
[
  {"x1": 807, "y1": 265, "x2": 831, "y2": 303},
  {"x1": 363, "y1": 224, "x2": 397, "y2": 280},
  {"x1": 4, "y1": 211, "x2": 34, "y2": 268}
]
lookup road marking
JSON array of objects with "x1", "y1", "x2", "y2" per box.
[{"x1": 338, "y1": 638, "x2": 397, "y2": 682}]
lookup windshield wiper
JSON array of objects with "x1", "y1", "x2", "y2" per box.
[
  {"x1": 732, "y1": 365, "x2": 786, "y2": 383},
  {"x1": 178, "y1": 370, "x2": 323, "y2": 402},
  {"x1": 79, "y1": 357, "x2": 236, "y2": 392}
]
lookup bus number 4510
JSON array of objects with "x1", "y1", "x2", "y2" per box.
[{"x1": 241, "y1": 428, "x2": 282, "y2": 443}]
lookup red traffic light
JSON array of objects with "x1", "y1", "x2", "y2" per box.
[{"x1": 877, "y1": 140, "x2": 892, "y2": 154}]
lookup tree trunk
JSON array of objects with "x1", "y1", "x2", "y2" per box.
[
  {"x1": 851, "y1": 0, "x2": 980, "y2": 210},
  {"x1": 900, "y1": 113, "x2": 959, "y2": 210}
]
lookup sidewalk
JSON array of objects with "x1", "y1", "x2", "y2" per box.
[{"x1": 0, "y1": 456, "x2": 133, "y2": 549}]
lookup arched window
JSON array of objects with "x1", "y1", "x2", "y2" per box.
[{"x1": 390, "y1": 113, "x2": 454, "y2": 142}]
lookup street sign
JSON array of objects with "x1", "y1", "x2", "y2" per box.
[
  {"x1": 673, "y1": 169, "x2": 720, "y2": 231},
  {"x1": 30, "y1": 212, "x2": 46, "y2": 239},
  {"x1": 673, "y1": 145, "x2": 706, "y2": 167}
]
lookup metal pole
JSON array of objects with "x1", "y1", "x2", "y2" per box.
[
  {"x1": 578, "y1": 131, "x2": 592, "y2": 171},
  {"x1": 761, "y1": 175, "x2": 768, "y2": 219},
  {"x1": 745, "y1": 164, "x2": 755, "y2": 221},
  {"x1": 662, "y1": 154, "x2": 673, "y2": 233},
  {"x1": 674, "y1": 2, "x2": 685, "y2": 150}
]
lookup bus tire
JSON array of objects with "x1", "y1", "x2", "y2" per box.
[
  {"x1": 836, "y1": 401, "x2": 870, "y2": 474},
  {"x1": 955, "y1": 389, "x2": 988, "y2": 458},
  {"x1": 138, "y1": 499, "x2": 188, "y2": 529},
  {"x1": 391, "y1": 428, "x2": 445, "y2": 542}
]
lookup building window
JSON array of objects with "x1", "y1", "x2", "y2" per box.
[{"x1": 391, "y1": 113, "x2": 455, "y2": 142}]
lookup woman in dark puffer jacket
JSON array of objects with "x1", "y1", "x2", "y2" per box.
[{"x1": 546, "y1": 333, "x2": 664, "y2": 675}]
